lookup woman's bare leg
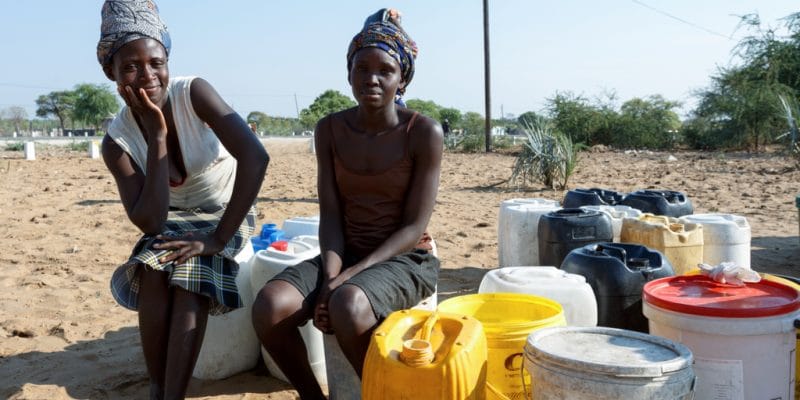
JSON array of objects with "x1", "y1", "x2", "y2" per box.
[
  {"x1": 163, "y1": 286, "x2": 209, "y2": 400},
  {"x1": 252, "y1": 280, "x2": 324, "y2": 400},
  {"x1": 137, "y1": 266, "x2": 172, "y2": 399},
  {"x1": 327, "y1": 284, "x2": 378, "y2": 378}
]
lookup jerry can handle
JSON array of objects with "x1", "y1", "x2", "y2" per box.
[
  {"x1": 641, "y1": 213, "x2": 671, "y2": 225},
  {"x1": 596, "y1": 243, "x2": 627, "y2": 262}
]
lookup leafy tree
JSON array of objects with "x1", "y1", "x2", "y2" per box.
[
  {"x1": 695, "y1": 69, "x2": 788, "y2": 150},
  {"x1": 405, "y1": 99, "x2": 441, "y2": 121},
  {"x1": 299, "y1": 90, "x2": 355, "y2": 129},
  {"x1": 456, "y1": 112, "x2": 487, "y2": 152},
  {"x1": 517, "y1": 111, "x2": 543, "y2": 127},
  {"x1": 545, "y1": 92, "x2": 614, "y2": 145},
  {"x1": 247, "y1": 111, "x2": 303, "y2": 136},
  {"x1": 247, "y1": 111, "x2": 269, "y2": 132},
  {"x1": 689, "y1": 12, "x2": 800, "y2": 151},
  {"x1": 461, "y1": 112, "x2": 485, "y2": 136},
  {"x1": 615, "y1": 95, "x2": 681, "y2": 149},
  {"x1": 438, "y1": 107, "x2": 462, "y2": 127},
  {"x1": 3, "y1": 106, "x2": 28, "y2": 134},
  {"x1": 72, "y1": 83, "x2": 119, "y2": 128},
  {"x1": 247, "y1": 111, "x2": 269, "y2": 124},
  {"x1": 36, "y1": 90, "x2": 76, "y2": 131}
]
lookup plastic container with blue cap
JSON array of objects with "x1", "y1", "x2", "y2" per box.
[{"x1": 251, "y1": 223, "x2": 285, "y2": 252}]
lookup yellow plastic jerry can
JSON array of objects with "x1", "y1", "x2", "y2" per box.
[{"x1": 362, "y1": 309, "x2": 488, "y2": 400}]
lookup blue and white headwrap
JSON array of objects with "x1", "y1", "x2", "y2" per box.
[
  {"x1": 347, "y1": 10, "x2": 418, "y2": 98},
  {"x1": 97, "y1": 0, "x2": 171, "y2": 66}
]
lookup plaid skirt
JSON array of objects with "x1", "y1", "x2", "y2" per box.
[{"x1": 110, "y1": 205, "x2": 256, "y2": 315}]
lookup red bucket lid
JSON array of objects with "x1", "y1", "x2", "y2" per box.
[{"x1": 643, "y1": 275, "x2": 800, "y2": 318}]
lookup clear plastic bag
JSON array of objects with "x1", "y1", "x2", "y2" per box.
[{"x1": 698, "y1": 262, "x2": 761, "y2": 286}]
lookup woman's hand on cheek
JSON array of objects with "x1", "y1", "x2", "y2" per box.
[{"x1": 119, "y1": 85, "x2": 167, "y2": 140}]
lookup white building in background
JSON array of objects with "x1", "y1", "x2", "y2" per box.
[{"x1": 491, "y1": 126, "x2": 507, "y2": 136}]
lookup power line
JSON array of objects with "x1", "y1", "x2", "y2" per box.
[{"x1": 631, "y1": 0, "x2": 733, "y2": 40}]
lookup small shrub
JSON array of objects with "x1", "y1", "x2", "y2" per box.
[
  {"x1": 510, "y1": 116, "x2": 582, "y2": 190},
  {"x1": 443, "y1": 134, "x2": 464, "y2": 151},
  {"x1": 444, "y1": 132, "x2": 521, "y2": 153},
  {"x1": 5, "y1": 142, "x2": 24, "y2": 151},
  {"x1": 66, "y1": 141, "x2": 90, "y2": 152}
]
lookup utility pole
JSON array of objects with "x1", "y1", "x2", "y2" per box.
[
  {"x1": 483, "y1": 0, "x2": 492, "y2": 152},
  {"x1": 294, "y1": 93, "x2": 300, "y2": 119}
]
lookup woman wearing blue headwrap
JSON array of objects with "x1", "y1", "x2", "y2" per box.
[
  {"x1": 253, "y1": 9, "x2": 442, "y2": 399},
  {"x1": 97, "y1": 1, "x2": 269, "y2": 398}
]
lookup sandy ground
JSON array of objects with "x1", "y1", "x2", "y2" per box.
[{"x1": 0, "y1": 137, "x2": 798, "y2": 399}]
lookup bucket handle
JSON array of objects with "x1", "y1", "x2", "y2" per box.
[
  {"x1": 482, "y1": 360, "x2": 531, "y2": 400},
  {"x1": 486, "y1": 381, "x2": 514, "y2": 400},
  {"x1": 520, "y1": 357, "x2": 530, "y2": 400},
  {"x1": 481, "y1": 361, "x2": 531, "y2": 400}
]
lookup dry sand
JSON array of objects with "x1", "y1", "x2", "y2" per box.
[{"x1": 1, "y1": 138, "x2": 798, "y2": 399}]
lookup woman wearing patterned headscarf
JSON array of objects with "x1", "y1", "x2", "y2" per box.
[
  {"x1": 349, "y1": 8, "x2": 418, "y2": 106},
  {"x1": 97, "y1": 1, "x2": 269, "y2": 398},
  {"x1": 253, "y1": 9, "x2": 442, "y2": 399}
]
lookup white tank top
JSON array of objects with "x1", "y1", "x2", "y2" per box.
[{"x1": 107, "y1": 76, "x2": 236, "y2": 210}]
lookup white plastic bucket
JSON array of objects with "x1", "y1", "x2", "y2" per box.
[
  {"x1": 281, "y1": 215, "x2": 320, "y2": 239},
  {"x1": 679, "y1": 213, "x2": 751, "y2": 269},
  {"x1": 524, "y1": 326, "x2": 695, "y2": 399},
  {"x1": 643, "y1": 275, "x2": 800, "y2": 400},
  {"x1": 249, "y1": 235, "x2": 327, "y2": 386},
  {"x1": 478, "y1": 266, "x2": 597, "y2": 327},
  {"x1": 193, "y1": 241, "x2": 261, "y2": 379},
  {"x1": 581, "y1": 204, "x2": 642, "y2": 243},
  {"x1": 497, "y1": 198, "x2": 560, "y2": 267}
]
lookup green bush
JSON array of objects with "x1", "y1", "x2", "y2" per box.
[
  {"x1": 457, "y1": 132, "x2": 485, "y2": 153},
  {"x1": 5, "y1": 142, "x2": 24, "y2": 151},
  {"x1": 66, "y1": 141, "x2": 90, "y2": 152}
]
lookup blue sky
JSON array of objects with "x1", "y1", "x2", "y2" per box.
[{"x1": 0, "y1": 1, "x2": 797, "y2": 121}]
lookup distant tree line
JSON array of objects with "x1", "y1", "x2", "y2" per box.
[
  {"x1": 0, "y1": 83, "x2": 119, "y2": 136},
  {"x1": 6, "y1": 11, "x2": 798, "y2": 152}
]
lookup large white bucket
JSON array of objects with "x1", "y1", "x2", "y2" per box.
[
  {"x1": 580, "y1": 204, "x2": 642, "y2": 243},
  {"x1": 497, "y1": 198, "x2": 560, "y2": 267},
  {"x1": 193, "y1": 241, "x2": 261, "y2": 379},
  {"x1": 678, "y1": 213, "x2": 751, "y2": 269},
  {"x1": 478, "y1": 266, "x2": 597, "y2": 327},
  {"x1": 644, "y1": 275, "x2": 800, "y2": 400},
  {"x1": 281, "y1": 215, "x2": 320, "y2": 238},
  {"x1": 524, "y1": 326, "x2": 696, "y2": 399},
  {"x1": 249, "y1": 235, "x2": 327, "y2": 386}
]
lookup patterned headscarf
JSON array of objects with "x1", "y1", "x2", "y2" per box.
[
  {"x1": 347, "y1": 10, "x2": 418, "y2": 97},
  {"x1": 96, "y1": 0, "x2": 171, "y2": 66}
]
